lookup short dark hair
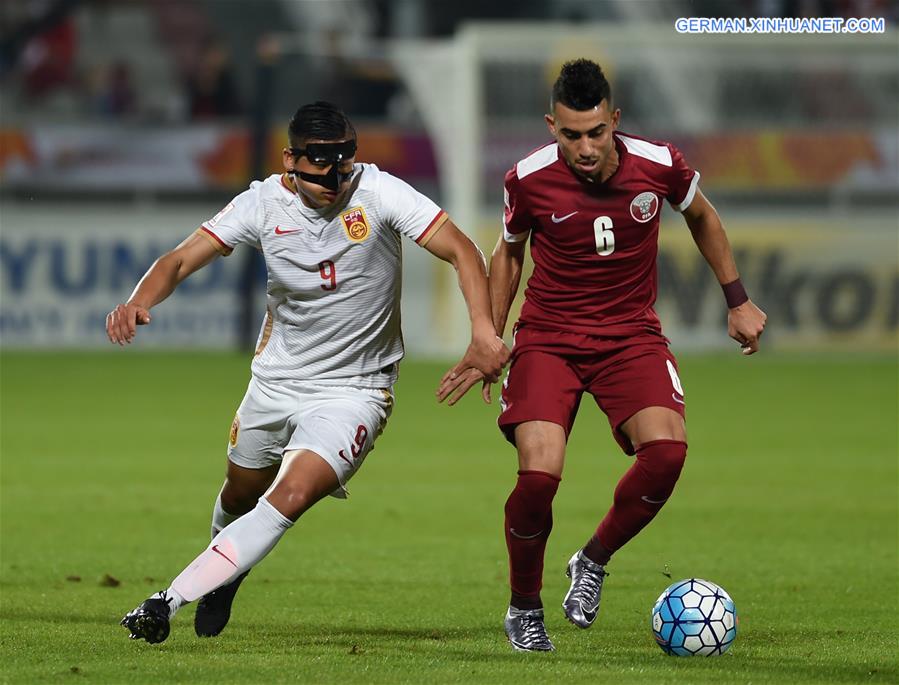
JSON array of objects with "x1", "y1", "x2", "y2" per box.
[
  {"x1": 550, "y1": 59, "x2": 612, "y2": 111},
  {"x1": 288, "y1": 101, "x2": 356, "y2": 147}
]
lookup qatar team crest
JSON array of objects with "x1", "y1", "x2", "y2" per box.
[
  {"x1": 630, "y1": 192, "x2": 659, "y2": 223},
  {"x1": 341, "y1": 206, "x2": 371, "y2": 243},
  {"x1": 229, "y1": 415, "x2": 240, "y2": 447}
]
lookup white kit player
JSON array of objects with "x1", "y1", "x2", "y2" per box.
[{"x1": 107, "y1": 102, "x2": 510, "y2": 644}]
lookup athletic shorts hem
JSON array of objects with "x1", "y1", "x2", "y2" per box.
[{"x1": 227, "y1": 452, "x2": 280, "y2": 470}]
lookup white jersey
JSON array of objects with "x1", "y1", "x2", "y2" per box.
[{"x1": 198, "y1": 164, "x2": 447, "y2": 388}]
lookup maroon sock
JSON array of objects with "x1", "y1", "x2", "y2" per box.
[
  {"x1": 504, "y1": 470, "x2": 560, "y2": 609},
  {"x1": 584, "y1": 440, "x2": 687, "y2": 565}
]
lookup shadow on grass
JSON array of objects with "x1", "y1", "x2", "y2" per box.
[{"x1": 235, "y1": 619, "x2": 496, "y2": 644}]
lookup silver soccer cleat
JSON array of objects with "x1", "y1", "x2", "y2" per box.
[
  {"x1": 562, "y1": 550, "x2": 607, "y2": 629},
  {"x1": 504, "y1": 607, "x2": 555, "y2": 652}
]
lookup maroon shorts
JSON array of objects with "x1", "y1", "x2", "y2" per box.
[{"x1": 498, "y1": 326, "x2": 686, "y2": 455}]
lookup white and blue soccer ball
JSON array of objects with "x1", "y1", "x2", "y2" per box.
[{"x1": 651, "y1": 578, "x2": 737, "y2": 656}]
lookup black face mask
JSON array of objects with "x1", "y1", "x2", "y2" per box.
[{"x1": 289, "y1": 140, "x2": 357, "y2": 191}]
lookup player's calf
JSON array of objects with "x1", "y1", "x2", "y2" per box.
[{"x1": 594, "y1": 440, "x2": 687, "y2": 553}]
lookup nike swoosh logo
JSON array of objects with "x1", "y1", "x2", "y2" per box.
[
  {"x1": 581, "y1": 607, "x2": 597, "y2": 621},
  {"x1": 509, "y1": 528, "x2": 544, "y2": 540},
  {"x1": 211, "y1": 544, "x2": 237, "y2": 567},
  {"x1": 551, "y1": 211, "x2": 577, "y2": 223},
  {"x1": 641, "y1": 495, "x2": 668, "y2": 504},
  {"x1": 274, "y1": 225, "x2": 301, "y2": 235},
  {"x1": 671, "y1": 393, "x2": 685, "y2": 405}
]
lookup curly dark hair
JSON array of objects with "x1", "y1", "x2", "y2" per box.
[
  {"x1": 550, "y1": 59, "x2": 612, "y2": 111},
  {"x1": 288, "y1": 101, "x2": 356, "y2": 147}
]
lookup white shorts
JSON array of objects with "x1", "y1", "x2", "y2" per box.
[{"x1": 227, "y1": 376, "x2": 394, "y2": 498}]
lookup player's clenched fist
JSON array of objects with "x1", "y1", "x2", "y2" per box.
[
  {"x1": 106, "y1": 302, "x2": 151, "y2": 345},
  {"x1": 727, "y1": 300, "x2": 767, "y2": 356}
]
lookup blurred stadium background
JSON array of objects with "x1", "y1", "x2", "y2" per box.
[{"x1": 1, "y1": 0, "x2": 896, "y2": 355}]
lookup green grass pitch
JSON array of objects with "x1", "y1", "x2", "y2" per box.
[{"x1": 1, "y1": 351, "x2": 896, "y2": 684}]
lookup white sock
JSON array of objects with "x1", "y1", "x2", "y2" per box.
[
  {"x1": 150, "y1": 588, "x2": 187, "y2": 617},
  {"x1": 211, "y1": 491, "x2": 240, "y2": 539},
  {"x1": 166, "y1": 498, "x2": 293, "y2": 616}
]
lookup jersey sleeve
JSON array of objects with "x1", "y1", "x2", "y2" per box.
[
  {"x1": 502, "y1": 167, "x2": 532, "y2": 243},
  {"x1": 377, "y1": 171, "x2": 447, "y2": 247},
  {"x1": 667, "y1": 144, "x2": 701, "y2": 212},
  {"x1": 197, "y1": 184, "x2": 262, "y2": 255}
]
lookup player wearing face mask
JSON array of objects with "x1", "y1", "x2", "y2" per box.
[{"x1": 110, "y1": 101, "x2": 509, "y2": 644}]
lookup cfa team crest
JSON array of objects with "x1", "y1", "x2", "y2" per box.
[
  {"x1": 341, "y1": 207, "x2": 371, "y2": 242},
  {"x1": 630, "y1": 192, "x2": 659, "y2": 223},
  {"x1": 229, "y1": 415, "x2": 240, "y2": 447}
]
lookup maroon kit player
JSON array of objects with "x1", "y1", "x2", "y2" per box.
[{"x1": 439, "y1": 59, "x2": 766, "y2": 651}]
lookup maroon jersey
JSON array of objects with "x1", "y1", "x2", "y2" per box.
[{"x1": 503, "y1": 131, "x2": 699, "y2": 337}]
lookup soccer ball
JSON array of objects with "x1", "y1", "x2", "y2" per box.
[{"x1": 651, "y1": 578, "x2": 737, "y2": 656}]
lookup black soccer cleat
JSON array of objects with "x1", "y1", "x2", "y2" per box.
[
  {"x1": 120, "y1": 596, "x2": 171, "y2": 644},
  {"x1": 194, "y1": 570, "x2": 250, "y2": 637}
]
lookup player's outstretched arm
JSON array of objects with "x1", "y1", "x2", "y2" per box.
[
  {"x1": 106, "y1": 232, "x2": 221, "y2": 346},
  {"x1": 480, "y1": 235, "x2": 526, "y2": 403},
  {"x1": 425, "y1": 220, "x2": 510, "y2": 403},
  {"x1": 486, "y1": 235, "x2": 526, "y2": 340},
  {"x1": 436, "y1": 234, "x2": 526, "y2": 405},
  {"x1": 682, "y1": 189, "x2": 767, "y2": 355}
]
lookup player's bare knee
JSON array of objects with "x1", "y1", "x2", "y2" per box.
[
  {"x1": 221, "y1": 476, "x2": 270, "y2": 514},
  {"x1": 514, "y1": 422, "x2": 566, "y2": 476},
  {"x1": 268, "y1": 484, "x2": 318, "y2": 521},
  {"x1": 624, "y1": 407, "x2": 687, "y2": 446},
  {"x1": 220, "y1": 486, "x2": 259, "y2": 516},
  {"x1": 221, "y1": 462, "x2": 278, "y2": 514}
]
